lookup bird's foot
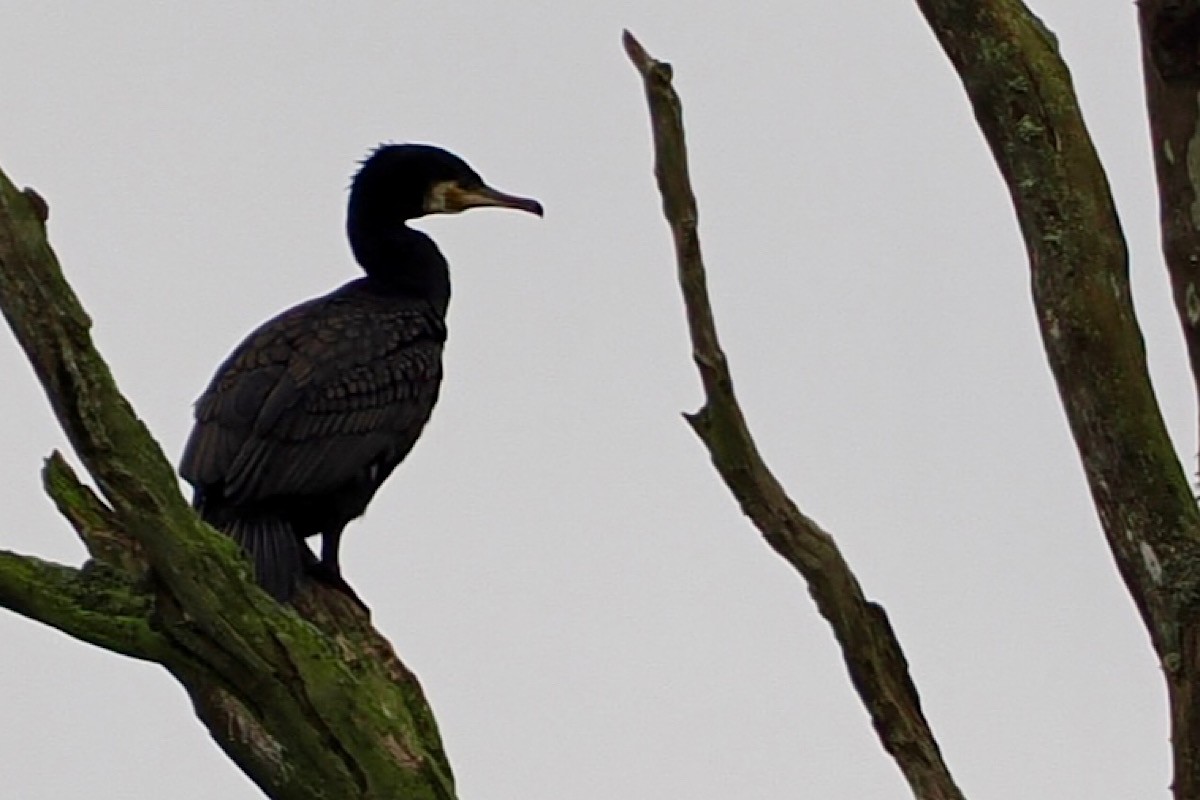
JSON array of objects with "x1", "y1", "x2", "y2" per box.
[{"x1": 306, "y1": 562, "x2": 371, "y2": 616}]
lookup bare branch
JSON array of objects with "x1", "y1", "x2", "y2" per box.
[
  {"x1": 0, "y1": 551, "x2": 165, "y2": 661},
  {"x1": 623, "y1": 30, "x2": 966, "y2": 800}
]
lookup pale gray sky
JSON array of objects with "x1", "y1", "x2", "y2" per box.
[{"x1": 0, "y1": 3, "x2": 1178, "y2": 798}]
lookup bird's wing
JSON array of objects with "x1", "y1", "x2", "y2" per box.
[{"x1": 180, "y1": 292, "x2": 444, "y2": 504}]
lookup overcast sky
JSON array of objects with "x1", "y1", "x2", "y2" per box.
[{"x1": 0, "y1": 3, "x2": 1181, "y2": 799}]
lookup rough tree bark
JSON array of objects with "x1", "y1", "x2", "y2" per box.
[{"x1": 626, "y1": 2, "x2": 1200, "y2": 799}]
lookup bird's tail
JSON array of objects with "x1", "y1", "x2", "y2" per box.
[{"x1": 224, "y1": 515, "x2": 306, "y2": 603}]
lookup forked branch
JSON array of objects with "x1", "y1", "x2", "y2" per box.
[{"x1": 0, "y1": 164, "x2": 456, "y2": 799}]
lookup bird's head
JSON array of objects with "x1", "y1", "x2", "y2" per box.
[{"x1": 350, "y1": 143, "x2": 543, "y2": 223}]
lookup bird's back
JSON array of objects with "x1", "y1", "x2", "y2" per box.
[{"x1": 180, "y1": 277, "x2": 446, "y2": 528}]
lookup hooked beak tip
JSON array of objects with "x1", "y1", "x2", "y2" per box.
[{"x1": 481, "y1": 186, "x2": 543, "y2": 217}]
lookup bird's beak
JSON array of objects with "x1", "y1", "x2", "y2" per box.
[{"x1": 429, "y1": 181, "x2": 544, "y2": 217}]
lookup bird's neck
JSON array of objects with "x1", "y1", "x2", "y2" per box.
[{"x1": 348, "y1": 222, "x2": 450, "y2": 311}]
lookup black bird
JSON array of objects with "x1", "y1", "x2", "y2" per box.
[{"x1": 179, "y1": 144, "x2": 542, "y2": 605}]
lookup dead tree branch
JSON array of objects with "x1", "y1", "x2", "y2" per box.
[{"x1": 623, "y1": 30, "x2": 966, "y2": 800}]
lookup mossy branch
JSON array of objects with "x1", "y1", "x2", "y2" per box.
[
  {"x1": 0, "y1": 165, "x2": 457, "y2": 798},
  {"x1": 623, "y1": 30, "x2": 966, "y2": 800},
  {"x1": 914, "y1": 0, "x2": 1200, "y2": 663},
  {"x1": 914, "y1": 1, "x2": 1200, "y2": 797},
  {"x1": 42, "y1": 451, "x2": 146, "y2": 574},
  {"x1": 0, "y1": 550, "x2": 166, "y2": 660}
]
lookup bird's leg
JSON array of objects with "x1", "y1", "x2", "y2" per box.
[
  {"x1": 306, "y1": 526, "x2": 370, "y2": 613},
  {"x1": 320, "y1": 526, "x2": 344, "y2": 576}
]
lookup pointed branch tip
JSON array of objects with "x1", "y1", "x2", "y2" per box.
[
  {"x1": 21, "y1": 187, "x2": 49, "y2": 224},
  {"x1": 622, "y1": 30, "x2": 648, "y2": 69},
  {"x1": 623, "y1": 30, "x2": 673, "y2": 81}
]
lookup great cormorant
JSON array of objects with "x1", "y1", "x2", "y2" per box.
[{"x1": 179, "y1": 144, "x2": 542, "y2": 605}]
